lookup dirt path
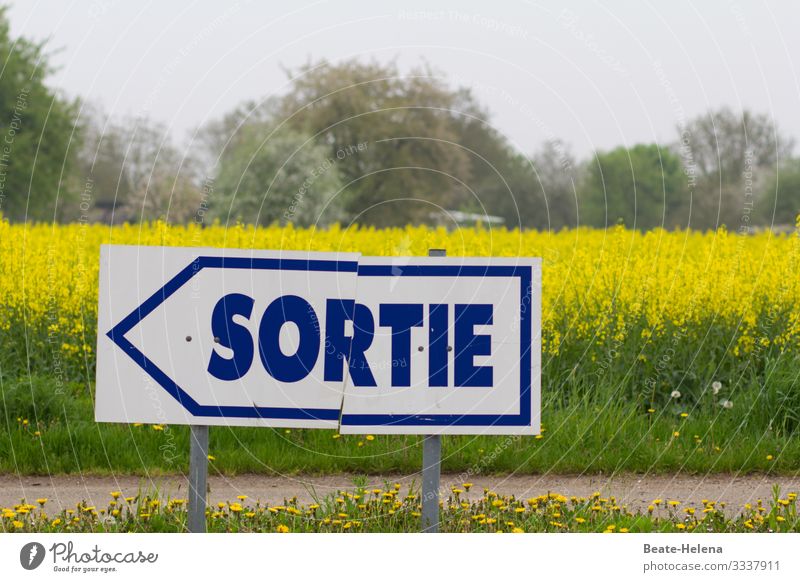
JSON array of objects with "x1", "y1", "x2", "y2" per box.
[{"x1": 2, "y1": 473, "x2": 799, "y2": 514}]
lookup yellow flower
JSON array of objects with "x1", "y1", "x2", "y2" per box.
[
  {"x1": 207, "y1": 455, "x2": 216, "y2": 461},
  {"x1": 276, "y1": 524, "x2": 289, "y2": 533},
  {"x1": 12, "y1": 520, "x2": 23, "y2": 529},
  {"x1": 766, "y1": 454, "x2": 774, "y2": 461},
  {"x1": 36, "y1": 498, "x2": 47, "y2": 506},
  {"x1": 512, "y1": 527, "x2": 524, "y2": 533},
  {"x1": 365, "y1": 434, "x2": 375, "y2": 441},
  {"x1": 110, "y1": 491, "x2": 121, "y2": 499},
  {"x1": 229, "y1": 503, "x2": 243, "y2": 513},
  {"x1": 673, "y1": 431, "x2": 680, "y2": 437},
  {"x1": 51, "y1": 518, "x2": 62, "y2": 526}
]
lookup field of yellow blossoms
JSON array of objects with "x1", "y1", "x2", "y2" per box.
[
  {"x1": 1, "y1": 218, "x2": 800, "y2": 476},
  {"x1": 4, "y1": 218, "x2": 800, "y2": 366}
]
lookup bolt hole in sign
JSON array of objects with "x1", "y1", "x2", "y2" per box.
[{"x1": 95, "y1": 246, "x2": 541, "y2": 435}]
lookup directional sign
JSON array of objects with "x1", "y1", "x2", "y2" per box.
[
  {"x1": 339, "y1": 256, "x2": 541, "y2": 435},
  {"x1": 95, "y1": 245, "x2": 360, "y2": 428},
  {"x1": 96, "y1": 246, "x2": 541, "y2": 435}
]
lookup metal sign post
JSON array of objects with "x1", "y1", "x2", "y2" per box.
[
  {"x1": 188, "y1": 425, "x2": 209, "y2": 533},
  {"x1": 422, "y1": 248, "x2": 445, "y2": 533}
]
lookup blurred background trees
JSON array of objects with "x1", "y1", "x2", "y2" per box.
[{"x1": 1, "y1": 6, "x2": 798, "y2": 232}]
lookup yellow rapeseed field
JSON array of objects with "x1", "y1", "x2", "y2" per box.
[{"x1": 1, "y1": 218, "x2": 799, "y2": 376}]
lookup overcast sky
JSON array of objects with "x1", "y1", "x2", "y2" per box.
[{"x1": 7, "y1": 0, "x2": 800, "y2": 158}]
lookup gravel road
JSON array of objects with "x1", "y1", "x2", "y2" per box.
[{"x1": 2, "y1": 472, "x2": 799, "y2": 514}]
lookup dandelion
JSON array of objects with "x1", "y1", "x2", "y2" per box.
[
  {"x1": 365, "y1": 435, "x2": 375, "y2": 441},
  {"x1": 670, "y1": 390, "x2": 681, "y2": 399},
  {"x1": 151, "y1": 425, "x2": 164, "y2": 431},
  {"x1": 720, "y1": 399, "x2": 733, "y2": 409},
  {"x1": 12, "y1": 520, "x2": 23, "y2": 529},
  {"x1": 673, "y1": 431, "x2": 680, "y2": 437},
  {"x1": 766, "y1": 455, "x2": 774, "y2": 461},
  {"x1": 712, "y1": 381, "x2": 722, "y2": 394},
  {"x1": 207, "y1": 455, "x2": 216, "y2": 461},
  {"x1": 332, "y1": 434, "x2": 341, "y2": 439},
  {"x1": 36, "y1": 498, "x2": 47, "y2": 506},
  {"x1": 463, "y1": 483, "x2": 473, "y2": 491},
  {"x1": 679, "y1": 412, "x2": 688, "y2": 418},
  {"x1": 276, "y1": 524, "x2": 289, "y2": 533}
]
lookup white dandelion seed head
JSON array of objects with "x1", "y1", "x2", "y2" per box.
[
  {"x1": 670, "y1": 390, "x2": 681, "y2": 399},
  {"x1": 712, "y1": 381, "x2": 722, "y2": 394},
  {"x1": 720, "y1": 399, "x2": 733, "y2": 409}
]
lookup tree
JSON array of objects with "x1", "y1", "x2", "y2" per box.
[
  {"x1": 680, "y1": 108, "x2": 794, "y2": 229},
  {"x1": 211, "y1": 128, "x2": 344, "y2": 227},
  {"x1": 78, "y1": 108, "x2": 203, "y2": 223},
  {"x1": 756, "y1": 160, "x2": 800, "y2": 228},
  {"x1": 529, "y1": 140, "x2": 580, "y2": 230},
  {"x1": 0, "y1": 7, "x2": 79, "y2": 221},
  {"x1": 276, "y1": 59, "x2": 473, "y2": 226},
  {"x1": 579, "y1": 144, "x2": 687, "y2": 230}
]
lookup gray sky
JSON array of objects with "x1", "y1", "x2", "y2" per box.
[{"x1": 8, "y1": 0, "x2": 800, "y2": 157}]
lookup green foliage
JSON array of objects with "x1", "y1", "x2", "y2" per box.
[
  {"x1": 756, "y1": 160, "x2": 800, "y2": 227},
  {"x1": 212, "y1": 129, "x2": 344, "y2": 226},
  {"x1": 580, "y1": 144, "x2": 687, "y2": 229},
  {"x1": 0, "y1": 7, "x2": 80, "y2": 221}
]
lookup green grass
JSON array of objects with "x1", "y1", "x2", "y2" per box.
[
  {"x1": 3, "y1": 316, "x2": 800, "y2": 475},
  {"x1": 1, "y1": 370, "x2": 798, "y2": 475}
]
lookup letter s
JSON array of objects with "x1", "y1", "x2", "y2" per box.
[{"x1": 207, "y1": 293, "x2": 255, "y2": 381}]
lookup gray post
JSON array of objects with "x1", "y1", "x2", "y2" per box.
[
  {"x1": 422, "y1": 248, "x2": 445, "y2": 532},
  {"x1": 188, "y1": 425, "x2": 209, "y2": 533}
]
